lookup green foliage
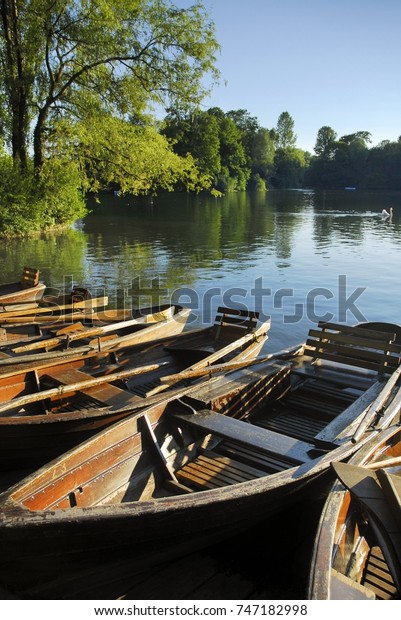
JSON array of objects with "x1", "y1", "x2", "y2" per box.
[
  {"x1": 273, "y1": 147, "x2": 308, "y2": 189},
  {"x1": 1, "y1": 0, "x2": 220, "y2": 165},
  {"x1": 163, "y1": 107, "x2": 249, "y2": 192},
  {"x1": 250, "y1": 128, "x2": 275, "y2": 181},
  {"x1": 274, "y1": 112, "x2": 297, "y2": 149},
  {"x1": 248, "y1": 173, "x2": 267, "y2": 192},
  {"x1": 0, "y1": 153, "x2": 87, "y2": 237},
  {"x1": 314, "y1": 126, "x2": 337, "y2": 159},
  {"x1": 306, "y1": 127, "x2": 398, "y2": 190},
  {"x1": 76, "y1": 114, "x2": 211, "y2": 195},
  {"x1": 0, "y1": 0, "x2": 220, "y2": 235}
]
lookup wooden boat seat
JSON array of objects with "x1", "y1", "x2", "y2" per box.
[
  {"x1": 291, "y1": 362, "x2": 376, "y2": 391},
  {"x1": 43, "y1": 367, "x2": 138, "y2": 407},
  {"x1": 305, "y1": 321, "x2": 401, "y2": 374},
  {"x1": 166, "y1": 307, "x2": 259, "y2": 353},
  {"x1": 173, "y1": 409, "x2": 315, "y2": 464},
  {"x1": 20, "y1": 267, "x2": 40, "y2": 288}
]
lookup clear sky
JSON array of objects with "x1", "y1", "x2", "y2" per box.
[{"x1": 176, "y1": 0, "x2": 401, "y2": 153}]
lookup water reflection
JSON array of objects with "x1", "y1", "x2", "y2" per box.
[{"x1": 1, "y1": 189, "x2": 400, "y2": 350}]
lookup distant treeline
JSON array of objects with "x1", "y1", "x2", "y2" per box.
[{"x1": 162, "y1": 108, "x2": 401, "y2": 192}]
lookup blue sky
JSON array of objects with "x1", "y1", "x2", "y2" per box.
[{"x1": 176, "y1": 0, "x2": 401, "y2": 153}]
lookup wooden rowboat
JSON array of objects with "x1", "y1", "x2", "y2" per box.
[
  {"x1": 0, "y1": 307, "x2": 269, "y2": 472},
  {"x1": 0, "y1": 302, "x2": 186, "y2": 350},
  {"x1": 0, "y1": 267, "x2": 46, "y2": 310},
  {"x1": 0, "y1": 320, "x2": 400, "y2": 599},
  {"x1": 0, "y1": 286, "x2": 108, "y2": 323},
  {"x1": 308, "y1": 424, "x2": 401, "y2": 600}
]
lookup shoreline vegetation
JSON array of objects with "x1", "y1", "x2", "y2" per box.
[{"x1": 1, "y1": 1, "x2": 400, "y2": 238}]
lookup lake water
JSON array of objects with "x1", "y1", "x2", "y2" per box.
[{"x1": 3, "y1": 188, "x2": 400, "y2": 351}]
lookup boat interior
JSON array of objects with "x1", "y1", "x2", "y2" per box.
[{"x1": 330, "y1": 454, "x2": 401, "y2": 600}]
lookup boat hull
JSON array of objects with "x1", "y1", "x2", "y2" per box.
[{"x1": 0, "y1": 282, "x2": 46, "y2": 308}]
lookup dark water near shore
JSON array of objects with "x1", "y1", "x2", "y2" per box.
[{"x1": 2, "y1": 188, "x2": 401, "y2": 599}]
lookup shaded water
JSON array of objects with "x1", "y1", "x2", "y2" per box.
[{"x1": 2, "y1": 189, "x2": 401, "y2": 350}]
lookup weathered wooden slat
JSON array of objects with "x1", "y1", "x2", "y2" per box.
[
  {"x1": 173, "y1": 410, "x2": 315, "y2": 464},
  {"x1": 306, "y1": 338, "x2": 400, "y2": 364},
  {"x1": 214, "y1": 441, "x2": 297, "y2": 472},
  {"x1": 259, "y1": 414, "x2": 326, "y2": 442},
  {"x1": 200, "y1": 450, "x2": 269, "y2": 478},
  {"x1": 216, "y1": 306, "x2": 259, "y2": 319},
  {"x1": 314, "y1": 380, "x2": 385, "y2": 445},
  {"x1": 291, "y1": 363, "x2": 375, "y2": 390},
  {"x1": 317, "y1": 321, "x2": 397, "y2": 341},
  {"x1": 363, "y1": 547, "x2": 398, "y2": 599},
  {"x1": 176, "y1": 451, "x2": 268, "y2": 490},
  {"x1": 214, "y1": 315, "x2": 257, "y2": 329},
  {"x1": 308, "y1": 329, "x2": 400, "y2": 352},
  {"x1": 21, "y1": 267, "x2": 40, "y2": 288},
  {"x1": 306, "y1": 344, "x2": 401, "y2": 369},
  {"x1": 304, "y1": 348, "x2": 392, "y2": 373}
]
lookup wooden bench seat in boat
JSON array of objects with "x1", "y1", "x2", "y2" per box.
[
  {"x1": 173, "y1": 409, "x2": 315, "y2": 465},
  {"x1": 166, "y1": 307, "x2": 259, "y2": 354},
  {"x1": 20, "y1": 267, "x2": 40, "y2": 288},
  {"x1": 43, "y1": 367, "x2": 139, "y2": 408},
  {"x1": 304, "y1": 321, "x2": 401, "y2": 374},
  {"x1": 290, "y1": 362, "x2": 377, "y2": 391}
]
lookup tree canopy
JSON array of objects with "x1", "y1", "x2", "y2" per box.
[
  {"x1": 0, "y1": 0, "x2": 220, "y2": 235},
  {"x1": 0, "y1": 0, "x2": 220, "y2": 172}
]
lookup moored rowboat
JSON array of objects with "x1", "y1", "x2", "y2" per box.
[
  {"x1": 0, "y1": 303, "x2": 185, "y2": 350},
  {"x1": 0, "y1": 307, "x2": 269, "y2": 471},
  {"x1": 0, "y1": 267, "x2": 46, "y2": 310}
]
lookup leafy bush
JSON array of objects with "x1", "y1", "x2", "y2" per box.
[{"x1": 0, "y1": 155, "x2": 87, "y2": 237}]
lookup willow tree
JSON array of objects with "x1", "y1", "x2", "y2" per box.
[{"x1": 0, "y1": 0, "x2": 219, "y2": 222}]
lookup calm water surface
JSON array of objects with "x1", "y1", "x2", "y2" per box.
[{"x1": 2, "y1": 189, "x2": 401, "y2": 351}]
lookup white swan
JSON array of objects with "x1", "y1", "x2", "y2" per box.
[{"x1": 381, "y1": 207, "x2": 393, "y2": 219}]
